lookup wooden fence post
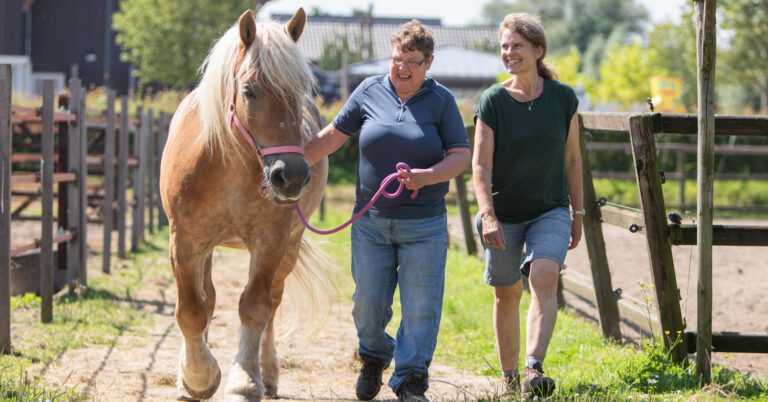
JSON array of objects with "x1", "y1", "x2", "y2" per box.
[
  {"x1": 147, "y1": 109, "x2": 155, "y2": 235},
  {"x1": 77, "y1": 82, "x2": 88, "y2": 286},
  {"x1": 133, "y1": 109, "x2": 148, "y2": 249},
  {"x1": 578, "y1": 118, "x2": 621, "y2": 341},
  {"x1": 454, "y1": 172, "x2": 476, "y2": 255},
  {"x1": 695, "y1": 0, "x2": 717, "y2": 383},
  {"x1": 131, "y1": 106, "x2": 143, "y2": 252},
  {"x1": 102, "y1": 90, "x2": 116, "y2": 274},
  {"x1": 67, "y1": 78, "x2": 83, "y2": 289},
  {"x1": 157, "y1": 112, "x2": 168, "y2": 228},
  {"x1": 1, "y1": 64, "x2": 12, "y2": 353},
  {"x1": 40, "y1": 80, "x2": 55, "y2": 323},
  {"x1": 117, "y1": 96, "x2": 129, "y2": 258},
  {"x1": 629, "y1": 114, "x2": 686, "y2": 363}
]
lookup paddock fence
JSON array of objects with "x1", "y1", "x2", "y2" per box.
[{"x1": 1, "y1": 64, "x2": 170, "y2": 353}]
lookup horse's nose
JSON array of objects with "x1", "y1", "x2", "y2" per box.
[{"x1": 268, "y1": 157, "x2": 310, "y2": 197}]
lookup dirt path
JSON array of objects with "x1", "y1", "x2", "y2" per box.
[{"x1": 32, "y1": 247, "x2": 497, "y2": 401}]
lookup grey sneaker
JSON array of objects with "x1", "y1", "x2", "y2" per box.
[
  {"x1": 521, "y1": 362, "x2": 555, "y2": 399},
  {"x1": 396, "y1": 370, "x2": 429, "y2": 402},
  {"x1": 356, "y1": 354, "x2": 389, "y2": 400}
]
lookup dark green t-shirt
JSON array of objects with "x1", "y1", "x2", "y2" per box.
[{"x1": 474, "y1": 79, "x2": 579, "y2": 223}]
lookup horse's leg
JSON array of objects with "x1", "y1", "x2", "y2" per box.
[
  {"x1": 260, "y1": 281, "x2": 284, "y2": 398},
  {"x1": 171, "y1": 234, "x2": 221, "y2": 399},
  {"x1": 225, "y1": 244, "x2": 286, "y2": 401},
  {"x1": 261, "y1": 245, "x2": 297, "y2": 397}
]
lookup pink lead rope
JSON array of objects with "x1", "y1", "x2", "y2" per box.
[{"x1": 295, "y1": 162, "x2": 418, "y2": 235}]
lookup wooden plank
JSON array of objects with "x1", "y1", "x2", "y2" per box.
[
  {"x1": 453, "y1": 172, "x2": 476, "y2": 255},
  {"x1": 57, "y1": 120, "x2": 69, "y2": 272},
  {"x1": 598, "y1": 204, "x2": 645, "y2": 233},
  {"x1": 117, "y1": 96, "x2": 129, "y2": 258},
  {"x1": 78, "y1": 85, "x2": 88, "y2": 286},
  {"x1": 132, "y1": 107, "x2": 147, "y2": 251},
  {"x1": 659, "y1": 115, "x2": 768, "y2": 137},
  {"x1": 669, "y1": 225, "x2": 768, "y2": 246},
  {"x1": 1, "y1": 64, "x2": 12, "y2": 353},
  {"x1": 40, "y1": 80, "x2": 54, "y2": 324},
  {"x1": 102, "y1": 90, "x2": 116, "y2": 274},
  {"x1": 587, "y1": 142, "x2": 768, "y2": 155},
  {"x1": 157, "y1": 112, "x2": 169, "y2": 227},
  {"x1": 629, "y1": 114, "x2": 687, "y2": 362},
  {"x1": 579, "y1": 112, "x2": 633, "y2": 132},
  {"x1": 147, "y1": 109, "x2": 155, "y2": 235},
  {"x1": 685, "y1": 332, "x2": 768, "y2": 354},
  {"x1": 695, "y1": 0, "x2": 717, "y2": 383},
  {"x1": 578, "y1": 122, "x2": 621, "y2": 340},
  {"x1": 67, "y1": 78, "x2": 83, "y2": 289}
]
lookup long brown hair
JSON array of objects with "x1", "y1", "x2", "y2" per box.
[{"x1": 498, "y1": 13, "x2": 558, "y2": 80}]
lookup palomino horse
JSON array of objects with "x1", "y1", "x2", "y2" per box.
[{"x1": 160, "y1": 9, "x2": 329, "y2": 401}]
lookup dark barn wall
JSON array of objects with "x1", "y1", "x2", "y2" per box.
[
  {"x1": 31, "y1": 0, "x2": 131, "y2": 93},
  {"x1": 0, "y1": 0, "x2": 26, "y2": 55}
]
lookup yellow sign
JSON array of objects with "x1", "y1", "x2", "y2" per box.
[{"x1": 650, "y1": 76, "x2": 686, "y2": 113}]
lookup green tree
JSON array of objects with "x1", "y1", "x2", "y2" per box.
[
  {"x1": 720, "y1": 0, "x2": 768, "y2": 112},
  {"x1": 646, "y1": 8, "x2": 697, "y2": 111},
  {"x1": 586, "y1": 41, "x2": 667, "y2": 109},
  {"x1": 479, "y1": 0, "x2": 648, "y2": 56},
  {"x1": 317, "y1": 36, "x2": 362, "y2": 71},
  {"x1": 113, "y1": 0, "x2": 254, "y2": 88}
]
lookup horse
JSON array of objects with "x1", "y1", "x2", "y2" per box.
[{"x1": 159, "y1": 8, "x2": 329, "y2": 401}]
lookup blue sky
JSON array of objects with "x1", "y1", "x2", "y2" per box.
[{"x1": 259, "y1": 0, "x2": 687, "y2": 26}]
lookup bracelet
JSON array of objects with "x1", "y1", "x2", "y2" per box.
[{"x1": 571, "y1": 209, "x2": 585, "y2": 216}]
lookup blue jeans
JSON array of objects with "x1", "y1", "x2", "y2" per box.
[{"x1": 350, "y1": 213, "x2": 448, "y2": 392}]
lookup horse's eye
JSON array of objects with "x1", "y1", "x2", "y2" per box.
[{"x1": 243, "y1": 84, "x2": 260, "y2": 100}]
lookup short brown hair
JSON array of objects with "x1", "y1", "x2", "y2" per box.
[
  {"x1": 499, "y1": 13, "x2": 558, "y2": 80},
  {"x1": 391, "y1": 20, "x2": 435, "y2": 59}
]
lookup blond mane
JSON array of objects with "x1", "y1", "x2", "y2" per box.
[{"x1": 194, "y1": 18, "x2": 316, "y2": 163}]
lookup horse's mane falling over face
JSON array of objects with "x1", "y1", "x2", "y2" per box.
[{"x1": 194, "y1": 17, "x2": 316, "y2": 163}]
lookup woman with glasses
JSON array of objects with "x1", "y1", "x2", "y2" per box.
[
  {"x1": 305, "y1": 19, "x2": 470, "y2": 402},
  {"x1": 472, "y1": 13, "x2": 583, "y2": 399}
]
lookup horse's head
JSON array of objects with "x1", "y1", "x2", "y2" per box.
[{"x1": 228, "y1": 9, "x2": 314, "y2": 204}]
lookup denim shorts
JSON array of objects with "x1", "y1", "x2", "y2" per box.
[{"x1": 475, "y1": 207, "x2": 571, "y2": 287}]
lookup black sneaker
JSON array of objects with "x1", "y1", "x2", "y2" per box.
[
  {"x1": 356, "y1": 354, "x2": 389, "y2": 400},
  {"x1": 396, "y1": 370, "x2": 429, "y2": 402}
]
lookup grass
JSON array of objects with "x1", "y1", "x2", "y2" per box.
[
  {"x1": 308, "y1": 190, "x2": 768, "y2": 400},
  {"x1": 593, "y1": 178, "x2": 768, "y2": 220},
  {"x1": 1, "y1": 229, "x2": 173, "y2": 401}
]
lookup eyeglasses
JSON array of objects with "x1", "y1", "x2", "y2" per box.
[{"x1": 390, "y1": 57, "x2": 427, "y2": 68}]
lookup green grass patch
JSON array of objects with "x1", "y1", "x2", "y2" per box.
[
  {"x1": 593, "y1": 178, "x2": 768, "y2": 220},
  {"x1": 1, "y1": 229, "x2": 173, "y2": 400}
]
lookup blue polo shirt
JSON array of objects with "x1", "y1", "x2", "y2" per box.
[{"x1": 332, "y1": 75, "x2": 469, "y2": 219}]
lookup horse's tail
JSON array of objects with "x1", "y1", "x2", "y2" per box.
[{"x1": 276, "y1": 235, "x2": 339, "y2": 337}]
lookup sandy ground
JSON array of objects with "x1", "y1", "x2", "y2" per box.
[{"x1": 27, "y1": 246, "x2": 497, "y2": 402}]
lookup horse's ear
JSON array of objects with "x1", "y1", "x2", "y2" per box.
[
  {"x1": 238, "y1": 10, "x2": 256, "y2": 48},
  {"x1": 284, "y1": 8, "x2": 306, "y2": 42}
]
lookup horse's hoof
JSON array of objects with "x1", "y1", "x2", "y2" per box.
[
  {"x1": 180, "y1": 368, "x2": 221, "y2": 400},
  {"x1": 225, "y1": 395, "x2": 260, "y2": 402}
]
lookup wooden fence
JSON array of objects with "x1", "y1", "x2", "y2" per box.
[
  {"x1": 1, "y1": 65, "x2": 170, "y2": 353},
  {"x1": 568, "y1": 111, "x2": 768, "y2": 361}
]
